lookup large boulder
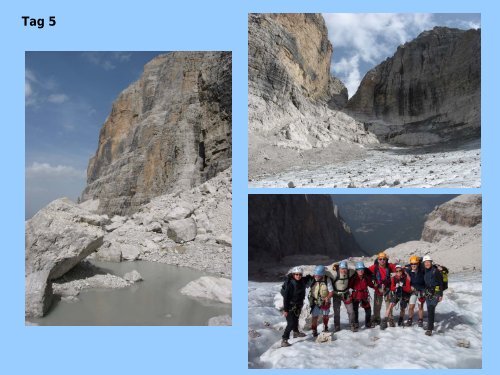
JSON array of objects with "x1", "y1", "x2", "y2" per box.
[
  {"x1": 25, "y1": 198, "x2": 106, "y2": 317},
  {"x1": 25, "y1": 270, "x2": 52, "y2": 318},
  {"x1": 167, "y1": 218, "x2": 197, "y2": 243},
  {"x1": 180, "y1": 276, "x2": 232, "y2": 304}
]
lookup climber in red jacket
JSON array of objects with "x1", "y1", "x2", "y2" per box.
[
  {"x1": 348, "y1": 261, "x2": 375, "y2": 331},
  {"x1": 380, "y1": 264, "x2": 412, "y2": 329},
  {"x1": 368, "y1": 252, "x2": 398, "y2": 326}
]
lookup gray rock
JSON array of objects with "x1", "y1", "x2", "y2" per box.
[
  {"x1": 216, "y1": 234, "x2": 232, "y2": 247},
  {"x1": 180, "y1": 276, "x2": 232, "y2": 304},
  {"x1": 96, "y1": 245, "x2": 122, "y2": 262},
  {"x1": 208, "y1": 315, "x2": 232, "y2": 326},
  {"x1": 315, "y1": 331, "x2": 334, "y2": 344},
  {"x1": 146, "y1": 221, "x2": 163, "y2": 233},
  {"x1": 25, "y1": 198, "x2": 106, "y2": 317},
  {"x1": 120, "y1": 245, "x2": 142, "y2": 261},
  {"x1": 123, "y1": 270, "x2": 143, "y2": 283},
  {"x1": 25, "y1": 198, "x2": 106, "y2": 279},
  {"x1": 25, "y1": 270, "x2": 53, "y2": 318},
  {"x1": 164, "y1": 206, "x2": 192, "y2": 222},
  {"x1": 346, "y1": 27, "x2": 480, "y2": 146},
  {"x1": 81, "y1": 52, "x2": 232, "y2": 216},
  {"x1": 200, "y1": 182, "x2": 216, "y2": 195},
  {"x1": 167, "y1": 218, "x2": 197, "y2": 243}
]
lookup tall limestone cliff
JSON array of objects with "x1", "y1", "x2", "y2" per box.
[
  {"x1": 248, "y1": 195, "x2": 365, "y2": 265},
  {"x1": 421, "y1": 194, "x2": 482, "y2": 243},
  {"x1": 248, "y1": 13, "x2": 378, "y2": 150},
  {"x1": 346, "y1": 27, "x2": 480, "y2": 146},
  {"x1": 81, "y1": 52, "x2": 232, "y2": 215}
]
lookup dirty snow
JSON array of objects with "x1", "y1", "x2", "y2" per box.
[{"x1": 249, "y1": 140, "x2": 480, "y2": 188}]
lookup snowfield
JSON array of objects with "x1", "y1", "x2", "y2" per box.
[
  {"x1": 249, "y1": 140, "x2": 481, "y2": 188},
  {"x1": 248, "y1": 272, "x2": 482, "y2": 369}
]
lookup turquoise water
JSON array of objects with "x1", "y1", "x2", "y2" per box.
[{"x1": 32, "y1": 260, "x2": 231, "y2": 326}]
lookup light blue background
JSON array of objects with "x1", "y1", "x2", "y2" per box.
[{"x1": 1, "y1": 0, "x2": 496, "y2": 373}]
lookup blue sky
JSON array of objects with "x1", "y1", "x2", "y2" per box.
[
  {"x1": 324, "y1": 13, "x2": 481, "y2": 97},
  {"x1": 25, "y1": 51, "x2": 166, "y2": 219}
]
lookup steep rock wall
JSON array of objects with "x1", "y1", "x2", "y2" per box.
[
  {"x1": 248, "y1": 195, "x2": 365, "y2": 264},
  {"x1": 346, "y1": 27, "x2": 480, "y2": 146},
  {"x1": 248, "y1": 13, "x2": 377, "y2": 150},
  {"x1": 81, "y1": 52, "x2": 232, "y2": 215},
  {"x1": 422, "y1": 194, "x2": 482, "y2": 243}
]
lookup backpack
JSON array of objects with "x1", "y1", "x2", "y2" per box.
[
  {"x1": 438, "y1": 266, "x2": 449, "y2": 291},
  {"x1": 280, "y1": 274, "x2": 293, "y2": 297}
]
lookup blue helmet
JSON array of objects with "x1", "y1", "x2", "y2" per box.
[
  {"x1": 355, "y1": 261, "x2": 365, "y2": 270},
  {"x1": 314, "y1": 265, "x2": 326, "y2": 276},
  {"x1": 339, "y1": 261, "x2": 348, "y2": 269}
]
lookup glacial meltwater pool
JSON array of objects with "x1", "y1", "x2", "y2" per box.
[{"x1": 31, "y1": 260, "x2": 231, "y2": 326}]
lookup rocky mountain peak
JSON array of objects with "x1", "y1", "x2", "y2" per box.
[
  {"x1": 81, "y1": 52, "x2": 232, "y2": 216},
  {"x1": 346, "y1": 26, "x2": 480, "y2": 146},
  {"x1": 422, "y1": 194, "x2": 482, "y2": 242}
]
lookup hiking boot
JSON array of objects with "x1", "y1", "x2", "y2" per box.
[
  {"x1": 418, "y1": 319, "x2": 424, "y2": 328},
  {"x1": 312, "y1": 330, "x2": 318, "y2": 337},
  {"x1": 351, "y1": 323, "x2": 358, "y2": 332},
  {"x1": 281, "y1": 339, "x2": 291, "y2": 347},
  {"x1": 365, "y1": 322, "x2": 373, "y2": 329},
  {"x1": 380, "y1": 318, "x2": 388, "y2": 330},
  {"x1": 425, "y1": 330, "x2": 433, "y2": 336},
  {"x1": 398, "y1": 317, "x2": 404, "y2": 327},
  {"x1": 372, "y1": 318, "x2": 381, "y2": 326},
  {"x1": 389, "y1": 318, "x2": 395, "y2": 327},
  {"x1": 293, "y1": 331, "x2": 306, "y2": 338},
  {"x1": 334, "y1": 325, "x2": 340, "y2": 332},
  {"x1": 323, "y1": 326, "x2": 329, "y2": 333},
  {"x1": 405, "y1": 318, "x2": 413, "y2": 327}
]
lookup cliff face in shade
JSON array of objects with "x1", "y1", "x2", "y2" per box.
[
  {"x1": 421, "y1": 194, "x2": 482, "y2": 243},
  {"x1": 346, "y1": 27, "x2": 481, "y2": 146},
  {"x1": 81, "y1": 52, "x2": 232, "y2": 215},
  {"x1": 248, "y1": 195, "x2": 365, "y2": 264},
  {"x1": 248, "y1": 13, "x2": 378, "y2": 150}
]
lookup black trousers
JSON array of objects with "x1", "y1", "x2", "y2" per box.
[
  {"x1": 425, "y1": 296, "x2": 439, "y2": 330},
  {"x1": 353, "y1": 300, "x2": 371, "y2": 325},
  {"x1": 282, "y1": 306, "x2": 301, "y2": 340}
]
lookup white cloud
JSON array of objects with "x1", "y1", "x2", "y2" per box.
[
  {"x1": 26, "y1": 162, "x2": 86, "y2": 178},
  {"x1": 324, "y1": 13, "x2": 435, "y2": 96},
  {"x1": 332, "y1": 54, "x2": 361, "y2": 98},
  {"x1": 81, "y1": 52, "x2": 132, "y2": 70},
  {"x1": 48, "y1": 93, "x2": 69, "y2": 104}
]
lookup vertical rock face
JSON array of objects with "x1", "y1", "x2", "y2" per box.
[
  {"x1": 248, "y1": 195, "x2": 365, "y2": 264},
  {"x1": 248, "y1": 13, "x2": 378, "y2": 149},
  {"x1": 421, "y1": 194, "x2": 482, "y2": 243},
  {"x1": 82, "y1": 52, "x2": 232, "y2": 215},
  {"x1": 346, "y1": 27, "x2": 480, "y2": 145}
]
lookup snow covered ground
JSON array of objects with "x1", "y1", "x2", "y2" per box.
[
  {"x1": 249, "y1": 140, "x2": 481, "y2": 188},
  {"x1": 248, "y1": 272, "x2": 482, "y2": 369}
]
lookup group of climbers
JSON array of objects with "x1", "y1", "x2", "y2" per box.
[{"x1": 280, "y1": 252, "x2": 448, "y2": 347}]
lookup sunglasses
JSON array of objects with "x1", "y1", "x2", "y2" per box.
[
  {"x1": 378, "y1": 258, "x2": 387, "y2": 261},
  {"x1": 396, "y1": 269, "x2": 403, "y2": 272},
  {"x1": 293, "y1": 273, "x2": 302, "y2": 276},
  {"x1": 410, "y1": 263, "x2": 418, "y2": 266}
]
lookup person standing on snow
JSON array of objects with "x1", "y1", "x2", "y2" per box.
[
  {"x1": 380, "y1": 264, "x2": 412, "y2": 329},
  {"x1": 308, "y1": 265, "x2": 334, "y2": 337},
  {"x1": 423, "y1": 255, "x2": 444, "y2": 336},
  {"x1": 348, "y1": 261, "x2": 375, "y2": 331},
  {"x1": 281, "y1": 266, "x2": 313, "y2": 347},
  {"x1": 405, "y1": 255, "x2": 426, "y2": 327},
  {"x1": 369, "y1": 252, "x2": 397, "y2": 327},
  {"x1": 329, "y1": 260, "x2": 356, "y2": 332}
]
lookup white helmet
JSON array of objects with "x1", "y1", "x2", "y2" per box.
[
  {"x1": 423, "y1": 255, "x2": 433, "y2": 262},
  {"x1": 291, "y1": 266, "x2": 304, "y2": 275}
]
